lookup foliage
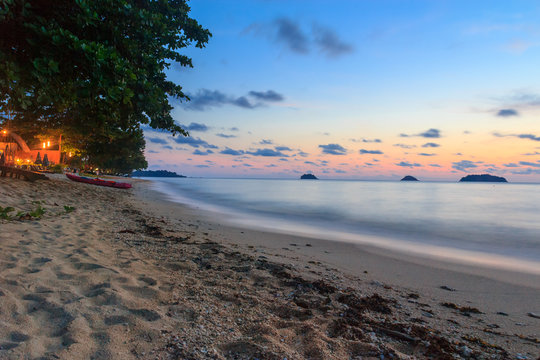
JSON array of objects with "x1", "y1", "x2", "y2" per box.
[
  {"x1": 63, "y1": 205, "x2": 75, "y2": 213},
  {"x1": 0, "y1": 206, "x2": 15, "y2": 219},
  {"x1": 29, "y1": 204, "x2": 46, "y2": 218},
  {"x1": 0, "y1": 0, "x2": 210, "y2": 172},
  {"x1": 50, "y1": 164, "x2": 63, "y2": 173}
]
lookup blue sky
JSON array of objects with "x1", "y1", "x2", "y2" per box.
[{"x1": 144, "y1": 0, "x2": 540, "y2": 181}]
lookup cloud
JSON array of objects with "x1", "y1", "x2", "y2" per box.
[
  {"x1": 519, "y1": 161, "x2": 540, "y2": 167},
  {"x1": 247, "y1": 148, "x2": 289, "y2": 157},
  {"x1": 304, "y1": 161, "x2": 318, "y2": 166},
  {"x1": 297, "y1": 151, "x2": 309, "y2": 157},
  {"x1": 359, "y1": 149, "x2": 383, "y2": 155},
  {"x1": 195, "y1": 164, "x2": 210, "y2": 168},
  {"x1": 312, "y1": 23, "x2": 353, "y2": 58},
  {"x1": 422, "y1": 142, "x2": 440, "y2": 148},
  {"x1": 395, "y1": 161, "x2": 421, "y2": 167},
  {"x1": 163, "y1": 145, "x2": 173, "y2": 150},
  {"x1": 184, "y1": 122, "x2": 209, "y2": 132},
  {"x1": 147, "y1": 137, "x2": 168, "y2": 145},
  {"x1": 429, "y1": 164, "x2": 441, "y2": 167},
  {"x1": 393, "y1": 144, "x2": 416, "y2": 149},
  {"x1": 184, "y1": 89, "x2": 284, "y2": 111},
  {"x1": 220, "y1": 148, "x2": 245, "y2": 156},
  {"x1": 193, "y1": 149, "x2": 214, "y2": 156},
  {"x1": 147, "y1": 150, "x2": 159, "y2": 154},
  {"x1": 319, "y1": 143, "x2": 347, "y2": 155},
  {"x1": 172, "y1": 136, "x2": 218, "y2": 149},
  {"x1": 496, "y1": 109, "x2": 519, "y2": 117},
  {"x1": 494, "y1": 132, "x2": 540, "y2": 141},
  {"x1": 452, "y1": 160, "x2": 479, "y2": 172},
  {"x1": 363, "y1": 138, "x2": 382, "y2": 143},
  {"x1": 418, "y1": 153, "x2": 436, "y2": 156},
  {"x1": 259, "y1": 139, "x2": 273, "y2": 145},
  {"x1": 249, "y1": 90, "x2": 284, "y2": 102},
  {"x1": 522, "y1": 151, "x2": 540, "y2": 156},
  {"x1": 335, "y1": 169, "x2": 347, "y2": 173},
  {"x1": 400, "y1": 128, "x2": 441, "y2": 138},
  {"x1": 229, "y1": 127, "x2": 239, "y2": 131},
  {"x1": 275, "y1": 146, "x2": 292, "y2": 151},
  {"x1": 216, "y1": 133, "x2": 236, "y2": 138},
  {"x1": 274, "y1": 17, "x2": 309, "y2": 54}
]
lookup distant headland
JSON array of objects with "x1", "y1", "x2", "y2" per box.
[
  {"x1": 300, "y1": 174, "x2": 318, "y2": 180},
  {"x1": 459, "y1": 174, "x2": 507, "y2": 183},
  {"x1": 400, "y1": 175, "x2": 419, "y2": 181},
  {"x1": 132, "y1": 170, "x2": 186, "y2": 178}
]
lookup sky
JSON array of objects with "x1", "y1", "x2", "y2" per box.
[{"x1": 143, "y1": 0, "x2": 540, "y2": 181}]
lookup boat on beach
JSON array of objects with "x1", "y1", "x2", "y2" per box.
[{"x1": 66, "y1": 173, "x2": 132, "y2": 189}]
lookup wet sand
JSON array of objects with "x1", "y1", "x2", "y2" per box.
[{"x1": 0, "y1": 175, "x2": 538, "y2": 359}]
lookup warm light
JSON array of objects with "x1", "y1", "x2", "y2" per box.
[
  {"x1": 68, "y1": 152, "x2": 72, "y2": 157},
  {"x1": 43, "y1": 142, "x2": 46, "y2": 149},
  {"x1": 2, "y1": 130, "x2": 6, "y2": 135},
  {"x1": 26, "y1": 159, "x2": 30, "y2": 162},
  {"x1": 47, "y1": 141, "x2": 50, "y2": 147}
]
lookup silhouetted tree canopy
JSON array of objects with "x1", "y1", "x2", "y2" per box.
[{"x1": 0, "y1": 0, "x2": 210, "y2": 171}]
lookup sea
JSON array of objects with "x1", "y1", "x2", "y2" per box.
[{"x1": 148, "y1": 178, "x2": 540, "y2": 275}]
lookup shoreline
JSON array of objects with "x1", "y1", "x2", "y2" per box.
[
  {"x1": 1, "y1": 175, "x2": 539, "y2": 359},
  {"x1": 147, "y1": 178, "x2": 540, "y2": 277}
]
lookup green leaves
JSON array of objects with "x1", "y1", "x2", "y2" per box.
[{"x1": 0, "y1": 0, "x2": 211, "y2": 172}]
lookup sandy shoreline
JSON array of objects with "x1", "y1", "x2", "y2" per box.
[{"x1": 1, "y1": 175, "x2": 539, "y2": 359}]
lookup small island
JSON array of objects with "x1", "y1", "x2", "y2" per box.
[
  {"x1": 459, "y1": 174, "x2": 507, "y2": 183},
  {"x1": 400, "y1": 175, "x2": 419, "y2": 181},
  {"x1": 300, "y1": 173, "x2": 318, "y2": 180},
  {"x1": 131, "y1": 170, "x2": 186, "y2": 178}
]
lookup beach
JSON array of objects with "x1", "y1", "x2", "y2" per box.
[{"x1": 0, "y1": 175, "x2": 539, "y2": 359}]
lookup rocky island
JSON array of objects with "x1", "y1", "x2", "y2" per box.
[
  {"x1": 400, "y1": 175, "x2": 419, "y2": 181},
  {"x1": 459, "y1": 174, "x2": 507, "y2": 182},
  {"x1": 300, "y1": 173, "x2": 318, "y2": 180}
]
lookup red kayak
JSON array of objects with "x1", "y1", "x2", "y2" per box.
[{"x1": 66, "y1": 173, "x2": 132, "y2": 189}]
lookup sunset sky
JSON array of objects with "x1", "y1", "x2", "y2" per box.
[{"x1": 144, "y1": 0, "x2": 540, "y2": 181}]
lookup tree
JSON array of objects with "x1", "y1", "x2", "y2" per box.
[{"x1": 0, "y1": 0, "x2": 210, "y2": 171}]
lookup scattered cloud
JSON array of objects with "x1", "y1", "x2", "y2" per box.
[
  {"x1": 163, "y1": 145, "x2": 173, "y2": 150},
  {"x1": 275, "y1": 146, "x2": 292, "y2": 151},
  {"x1": 184, "y1": 122, "x2": 209, "y2": 132},
  {"x1": 247, "y1": 148, "x2": 289, "y2": 157},
  {"x1": 395, "y1": 161, "x2": 422, "y2": 167},
  {"x1": 312, "y1": 23, "x2": 353, "y2": 58},
  {"x1": 147, "y1": 137, "x2": 168, "y2": 145},
  {"x1": 359, "y1": 149, "x2": 383, "y2": 155},
  {"x1": 249, "y1": 90, "x2": 284, "y2": 102},
  {"x1": 422, "y1": 142, "x2": 440, "y2": 148},
  {"x1": 274, "y1": 17, "x2": 309, "y2": 54},
  {"x1": 216, "y1": 133, "x2": 237, "y2": 138},
  {"x1": 452, "y1": 160, "x2": 479, "y2": 172},
  {"x1": 229, "y1": 127, "x2": 239, "y2": 131},
  {"x1": 400, "y1": 128, "x2": 441, "y2": 138},
  {"x1": 259, "y1": 139, "x2": 273, "y2": 145},
  {"x1": 503, "y1": 163, "x2": 519, "y2": 167},
  {"x1": 494, "y1": 132, "x2": 540, "y2": 141},
  {"x1": 172, "y1": 136, "x2": 218, "y2": 149},
  {"x1": 193, "y1": 149, "x2": 214, "y2": 156},
  {"x1": 393, "y1": 144, "x2": 416, "y2": 149},
  {"x1": 147, "y1": 150, "x2": 159, "y2": 154},
  {"x1": 184, "y1": 89, "x2": 284, "y2": 111},
  {"x1": 496, "y1": 109, "x2": 519, "y2": 117},
  {"x1": 429, "y1": 164, "x2": 441, "y2": 167},
  {"x1": 519, "y1": 161, "x2": 540, "y2": 167},
  {"x1": 220, "y1": 148, "x2": 245, "y2": 156},
  {"x1": 319, "y1": 143, "x2": 347, "y2": 155},
  {"x1": 245, "y1": 17, "x2": 352, "y2": 59},
  {"x1": 522, "y1": 151, "x2": 540, "y2": 156},
  {"x1": 418, "y1": 153, "x2": 436, "y2": 156}
]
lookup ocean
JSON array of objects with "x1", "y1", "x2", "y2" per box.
[{"x1": 148, "y1": 178, "x2": 540, "y2": 274}]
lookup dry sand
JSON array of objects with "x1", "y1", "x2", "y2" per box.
[{"x1": 0, "y1": 175, "x2": 539, "y2": 359}]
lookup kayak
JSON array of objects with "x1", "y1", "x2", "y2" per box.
[{"x1": 66, "y1": 173, "x2": 132, "y2": 189}]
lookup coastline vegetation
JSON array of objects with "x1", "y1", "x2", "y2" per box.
[{"x1": 0, "y1": 0, "x2": 210, "y2": 173}]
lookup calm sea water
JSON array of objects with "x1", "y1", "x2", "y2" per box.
[{"x1": 148, "y1": 178, "x2": 540, "y2": 274}]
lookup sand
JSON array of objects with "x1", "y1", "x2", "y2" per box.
[{"x1": 0, "y1": 175, "x2": 539, "y2": 359}]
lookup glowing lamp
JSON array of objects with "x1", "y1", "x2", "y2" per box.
[
  {"x1": 43, "y1": 142, "x2": 46, "y2": 149},
  {"x1": 47, "y1": 141, "x2": 50, "y2": 147},
  {"x1": 2, "y1": 130, "x2": 6, "y2": 135}
]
